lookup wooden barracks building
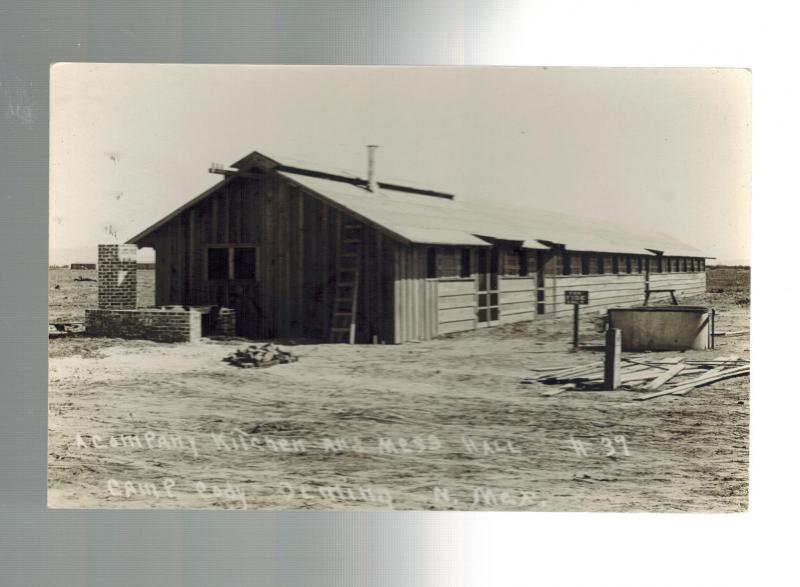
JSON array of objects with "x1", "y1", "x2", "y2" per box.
[{"x1": 127, "y1": 150, "x2": 708, "y2": 344}]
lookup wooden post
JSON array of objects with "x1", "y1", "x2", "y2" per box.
[
  {"x1": 604, "y1": 328, "x2": 621, "y2": 390},
  {"x1": 572, "y1": 304, "x2": 580, "y2": 351}
]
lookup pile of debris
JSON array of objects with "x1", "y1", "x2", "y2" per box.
[
  {"x1": 522, "y1": 355, "x2": 749, "y2": 400},
  {"x1": 222, "y1": 343, "x2": 298, "y2": 369}
]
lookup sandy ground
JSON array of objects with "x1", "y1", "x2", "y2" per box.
[{"x1": 48, "y1": 269, "x2": 749, "y2": 511}]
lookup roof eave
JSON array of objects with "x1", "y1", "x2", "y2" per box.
[{"x1": 126, "y1": 175, "x2": 237, "y2": 245}]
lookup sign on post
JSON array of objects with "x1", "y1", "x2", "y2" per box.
[
  {"x1": 565, "y1": 290, "x2": 589, "y2": 305},
  {"x1": 565, "y1": 290, "x2": 590, "y2": 351}
]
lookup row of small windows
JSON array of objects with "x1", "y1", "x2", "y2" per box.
[
  {"x1": 208, "y1": 245, "x2": 704, "y2": 281},
  {"x1": 560, "y1": 252, "x2": 704, "y2": 276},
  {"x1": 425, "y1": 247, "x2": 704, "y2": 279}
]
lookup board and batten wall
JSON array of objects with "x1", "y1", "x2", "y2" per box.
[
  {"x1": 392, "y1": 244, "x2": 438, "y2": 343},
  {"x1": 137, "y1": 173, "x2": 395, "y2": 342}
]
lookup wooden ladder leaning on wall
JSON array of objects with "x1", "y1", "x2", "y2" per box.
[{"x1": 329, "y1": 222, "x2": 362, "y2": 344}]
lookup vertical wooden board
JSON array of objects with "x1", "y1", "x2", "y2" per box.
[
  {"x1": 245, "y1": 180, "x2": 257, "y2": 243},
  {"x1": 417, "y1": 247, "x2": 424, "y2": 340},
  {"x1": 384, "y1": 235, "x2": 394, "y2": 343},
  {"x1": 230, "y1": 181, "x2": 241, "y2": 244},
  {"x1": 286, "y1": 187, "x2": 296, "y2": 335},
  {"x1": 406, "y1": 247, "x2": 412, "y2": 341},
  {"x1": 222, "y1": 187, "x2": 230, "y2": 244},
  {"x1": 411, "y1": 247, "x2": 418, "y2": 341},
  {"x1": 188, "y1": 208, "x2": 197, "y2": 305},
  {"x1": 431, "y1": 280, "x2": 439, "y2": 338},
  {"x1": 276, "y1": 181, "x2": 290, "y2": 337},
  {"x1": 417, "y1": 248, "x2": 424, "y2": 340},
  {"x1": 296, "y1": 192, "x2": 304, "y2": 336},
  {"x1": 408, "y1": 247, "x2": 415, "y2": 341},
  {"x1": 259, "y1": 178, "x2": 273, "y2": 337},
  {"x1": 299, "y1": 193, "x2": 311, "y2": 336},
  {"x1": 170, "y1": 221, "x2": 180, "y2": 303},
  {"x1": 319, "y1": 201, "x2": 329, "y2": 336},
  {"x1": 403, "y1": 245, "x2": 410, "y2": 343},
  {"x1": 154, "y1": 233, "x2": 166, "y2": 305},
  {"x1": 210, "y1": 195, "x2": 219, "y2": 244},
  {"x1": 396, "y1": 243, "x2": 403, "y2": 343},
  {"x1": 176, "y1": 214, "x2": 186, "y2": 303}
]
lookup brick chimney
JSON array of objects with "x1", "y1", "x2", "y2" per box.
[{"x1": 97, "y1": 244, "x2": 138, "y2": 309}]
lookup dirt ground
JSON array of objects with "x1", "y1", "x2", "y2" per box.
[{"x1": 47, "y1": 267, "x2": 749, "y2": 511}]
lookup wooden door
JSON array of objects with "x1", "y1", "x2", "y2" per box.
[{"x1": 477, "y1": 247, "x2": 500, "y2": 326}]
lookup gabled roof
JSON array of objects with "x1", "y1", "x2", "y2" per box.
[{"x1": 128, "y1": 150, "x2": 707, "y2": 257}]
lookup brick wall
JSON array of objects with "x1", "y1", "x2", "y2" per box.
[
  {"x1": 85, "y1": 308, "x2": 201, "y2": 342},
  {"x1": 97, "y1": 244, "x2": 138, "y2": 309}
]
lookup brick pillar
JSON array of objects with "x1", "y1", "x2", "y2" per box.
[{"x1": 97, "y1": 244, "x2": 138, "y2": 309}]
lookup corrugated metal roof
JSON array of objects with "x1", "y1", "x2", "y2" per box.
[{"x1": 278, "y1": 171, "x2": 706, "y2": 257}]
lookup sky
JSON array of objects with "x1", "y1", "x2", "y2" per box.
[{"x1": 49, "y1": 64, "x2": 750, "y2": 265}]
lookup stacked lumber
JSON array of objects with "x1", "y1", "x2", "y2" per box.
[
  {"x1": 223, "y1": 343, "x2": 298, "y2": 368},
  {"x1": 521, "y1": 355, "x2": 749, "y2": 399}
]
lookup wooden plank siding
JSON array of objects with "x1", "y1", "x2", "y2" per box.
[
  {"x1": 545, "y1": 274, "x2": 647, "y2": 317},
  {"x1": 545, "y1": 271, "x2": 707, "y2": 317},
  {"x1": 648, "y1": 271, "x2": 707, "y2": 301},
  {"x1": 138, "y1": 172, "x2": 396, "y2": 343},
  {"x1": 498, "y1": 276, "x2": 537, "y2": 323}
]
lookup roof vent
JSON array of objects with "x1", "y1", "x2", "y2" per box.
[{"x1": 366, "y1": 145, "x2": 379, "y2": 192}]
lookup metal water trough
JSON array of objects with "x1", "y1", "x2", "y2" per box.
[{"x1": 607, "y1": 306, "x2": 715, "y2": 352}]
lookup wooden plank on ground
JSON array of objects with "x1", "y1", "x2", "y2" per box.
[
  {"x1": 669, "y1": 366, "x2": 750, "y2": 396},
  {"x1": 643, "y1": 363, "x2": 687, "y2": 390},
  {"x1": 635, "y1": 366, "x2": 749, "y2": 400},
  {"x1": 537, "y1": 361, "x2": 603, "y2": 381}
]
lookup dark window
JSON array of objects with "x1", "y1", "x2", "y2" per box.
[
  {"x1": 625, "y1": 256, "x2": 633, "y2": 273},
  {"x1": 233, "y1": 247, "x2": 256, "y2": 279},
  {"x1": 699, "y1": 258, "x2": 705, "y2": 271},
  {"x1": 581, "y1": 253, "x2": 591, "y2": 275},
  {"x1": 681, "y1": 258, "x2": 687, "y2": 272},
  {"x1": 562, "y1": 251, "x2": 572, "y2": 275},
  {"x1": 207, "y1": 247, "x2": 229, "y2": 280},
  {"x1": 657, "y1": 256, "x2": 664, "y2": 273},
  {"x1": 636, "y1": 256, "x2": 642, "y2": 273},
  {"x1": 597, "y1": 253, "x2": 605, "y2": 274},
  {"x1": 426, "y1": 247, "x2": 437, "y2": 278},
  {"x1": 612, "y1": 255, "x2": 619, "y2": 274},
  {"x1": 460, "y1": 248, "x2": 471, "y2": 278},
  {"x1": 517, "y1": 249, "x2": 529, "y2": 277}
]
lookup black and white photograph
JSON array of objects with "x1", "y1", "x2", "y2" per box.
[{"x1": 47, "y1": 64, "x2": 750, "y2": 511}]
